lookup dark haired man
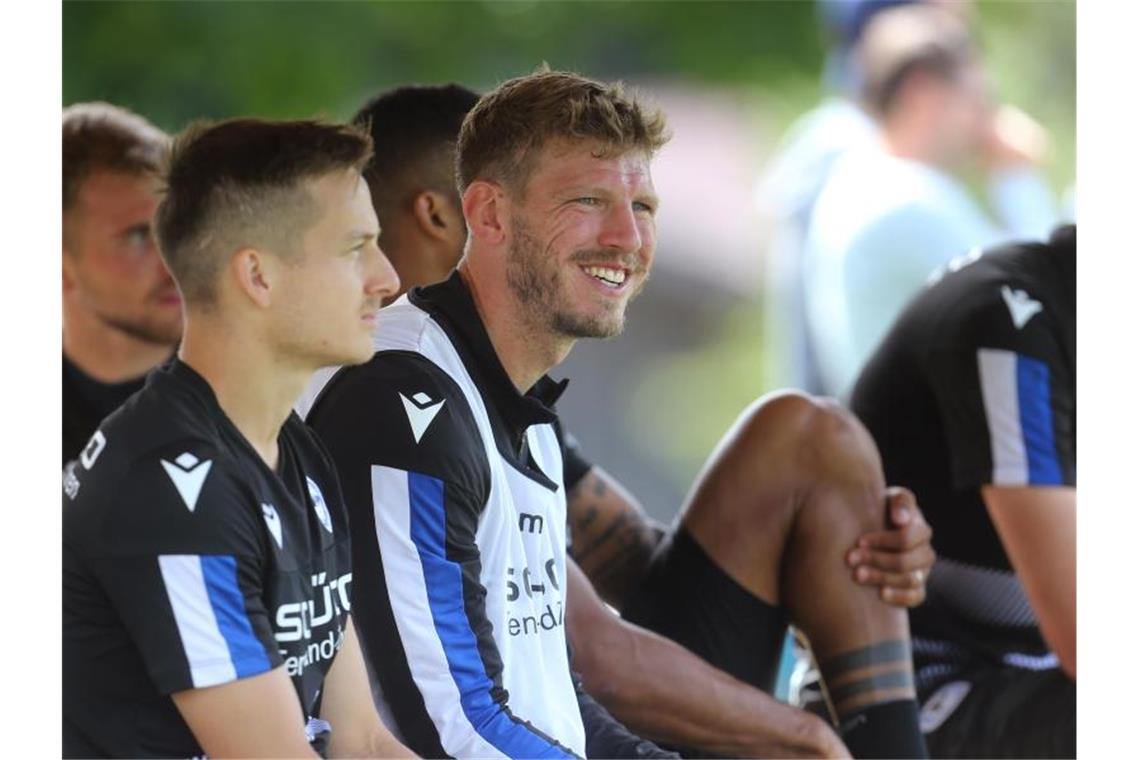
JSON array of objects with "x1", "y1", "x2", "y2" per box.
[
  {"x1": 850, "y1": 226, "x2": 1075, "y2": 757},
  {"x1": 62, "y1": 102, "x2": 180, "y2": 465},
  {"x1": 355, "y1": 84, "x2": 480, "y2": 305},
  {"x1": 307, "y1": 72, "x2": 930, "y2": 759},
  {"x1": 63, "y1": 118, "x2": 412, "y2": 758}
]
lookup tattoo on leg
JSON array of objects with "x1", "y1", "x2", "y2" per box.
[
  {"x1": 819, "y1": 640, "x2": 911, "y2": 675},
  {"x1": 818, "y1": 639, "x2": 916, "y2": 717}
]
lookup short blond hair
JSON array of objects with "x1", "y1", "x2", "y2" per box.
[{"x1": 457, "y1": 69, "x2": 670, "y2": 194}]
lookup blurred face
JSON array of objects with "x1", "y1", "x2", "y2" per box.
[
  {"x1": 505, "y1": 140, "x2": 658, "y2": 339},
  {"x1": 62, "y1": 171, "x2": 182, "y2": 345},
  {"x1": 274, "y1": 169, "x2": 399, "y2": 367},
  {"x1": 932, "y1": 62, "x2": 992, "y2": 165}
]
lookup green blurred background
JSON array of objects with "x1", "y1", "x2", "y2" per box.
[{"x1": 64, "y1": 0, "x2": 1075, "y2": 520}]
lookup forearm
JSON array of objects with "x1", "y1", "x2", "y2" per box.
[
  {"x1": 326, "y1": 729, "x2": 415, "y2": 759},
  {"x1": 568, "y1": 467, "x2": 667, "y2": 608},
  {"x1": 573, "y1": 617, "x2": 835, "y2": 758}
]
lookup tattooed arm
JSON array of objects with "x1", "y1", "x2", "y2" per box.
[{"x1": 567, "y1": 466, "x2": 666, "y2": 610}]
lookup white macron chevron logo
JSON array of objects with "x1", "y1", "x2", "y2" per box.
[
  {"x1": 399, "y1": 391, "x2": 445, "y2": 444},
  {"x1": 160, "y1": 452, "x2": 213, "y2": 513},
  {"x1": 1000, "y1": 285, "x2": 1043, "y2": 330}
]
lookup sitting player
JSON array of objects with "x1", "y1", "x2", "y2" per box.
[
  {"x1": 63, "y1": 117, "x2": 412, "y2": 758},
  {"x1": 850, "y1": 225, "x2": 1075, "y2": 757},
  {"x1": 306, "y1": 72, "x2": 933, "y2": 758}
]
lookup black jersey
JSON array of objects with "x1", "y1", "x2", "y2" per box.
[
  {"x1": 62, "y1": 354, "x2": 147, "y2": 467},
  {"x1": 850, "y1": 226, "x2": 1075, "y2": 695},
  {"x1": 305, "y1": 272, "x2": 666, "y2": 760},
  {"x1": 63, "y1": 358, "x2": 353, "y2": 758}
]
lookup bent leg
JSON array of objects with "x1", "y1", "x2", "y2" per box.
[{"x1": 676, "y1": 391, "x2": 925, "y2": 757}]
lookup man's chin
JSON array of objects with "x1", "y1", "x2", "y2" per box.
[{"x1": 552, "y1": 312, "x2": 625, "y2": 340}]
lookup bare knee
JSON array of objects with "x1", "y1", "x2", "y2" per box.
[{"x1": 731, "y1": 392, "x2": 880, "y2": 482}]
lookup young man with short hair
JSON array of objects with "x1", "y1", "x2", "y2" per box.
[
  {"x1": 63, "y1": 118, "x2": 412, "y2": 759},
  {"x1": 62, "y1": 102, "x2": 181, "y2": 465},
  {"x1": 307, "y1": 72, "x2": 929, "y2": 758}
]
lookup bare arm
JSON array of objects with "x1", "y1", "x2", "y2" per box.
[
  {"x1": 320, "y1": 620, "x2": 417, "y2": 758},
  {"x1": 982, "y1": 484, "x2": 1076, "y2": 678},
  {"x1": 566, "y1": 560, "x2": 848, "y2": 759},
  {"x1": 171, "y1": 667, "x2": 317, "y2": 759},
  {"x1": 567, "y1": 466, "x2": 665, "y2": 609}
]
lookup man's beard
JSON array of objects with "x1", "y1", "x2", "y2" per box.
[
  {"x1": 97, "y1": 291, "x2": 182, "y2": 346},
  {"x1": 506, "y1": 216, "x2": 643, "y2": 340}
]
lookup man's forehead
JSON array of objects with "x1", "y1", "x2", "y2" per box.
[
  {"x1": 534, "y1": 140, "x2": 654, "y2": 189},
  {"x1": 72, "y1": 170, "x2": 159, "y2": 218}
]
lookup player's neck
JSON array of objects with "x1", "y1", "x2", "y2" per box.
[
  {"x1": 458, "y1": 265, "x2": 573, "y2": 394},
  {"x1": 63, "y1": 309, "x2": 175, "y2": 384},
  {"x1": 178, "y1": 315, "x2": 309, "y2": 471}
]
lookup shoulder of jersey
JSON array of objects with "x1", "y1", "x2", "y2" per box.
[
  {"x1": 329, "y1": 348, "x2": 479, "y2": 450},
  {"x1": 65, "y1": 380, "x2": 233, "y2": 518}
]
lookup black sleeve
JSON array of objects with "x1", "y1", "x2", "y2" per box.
[
  {"x1": 67, "y1": 438, "x2": 281, "y2": 695},
  {"x1": 572, "y1": 669, "x2": 679, "y2": 759},
  {"x1": 307, "y1": 351, "x2": 577, "y2": 759},
  {"x1": 557, "y1": 426, "x2": 594, "y2": 493},
  {"x1": 923, "y1": 288, "x2": 1075, "y2": 490}
]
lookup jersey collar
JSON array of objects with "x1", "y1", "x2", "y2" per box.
[{"x1": 407, "y1": 271, "x2": 569, "y2": 435}]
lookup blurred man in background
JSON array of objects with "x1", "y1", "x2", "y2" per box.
[
  {"x1": 801, "y1": 4, "x2": 1058, "y2": 396},
  {"x1": 305, "y1": 75, "x2": 937, "y2": 759},
  {"x1": 849, "y1": 226, "x2": 1075, "y2": 757},
  {"x1": 62, "y1": 103, "x2": 181, "y2": 465},
  {"x1": 758, "y1": 0, "x2": 922, "y2": 393}
]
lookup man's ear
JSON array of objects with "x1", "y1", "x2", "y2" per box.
[
  {"x1": 411, "y1": 191, "x2": 451, "y2": 240},
  {"x1": 230, "y1": 247, "x2": 275, "y2": 309},
  {"x1": 460, "y1": 181, "x2": 507, "y2": 246}
]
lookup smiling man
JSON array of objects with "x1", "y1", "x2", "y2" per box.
[
  {"x1": 62, "y1": 118, "x2": 412, "y2": 759},
  {"x1": 62, "y1": 103, "x2": 181, "y2": 466},
  {"x1": 307, "y1": 71, "x2": 928, "y2": 759}
]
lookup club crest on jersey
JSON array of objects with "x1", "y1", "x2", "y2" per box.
[
  {"x1": 160, "y1": 452, "x2": 213, "y2": 513},
  {"x1": 306, "y1": 476, "x2": 334, "y2": 534},
  {"x1": 262, "y1": 503, "x2": 283, "y2": 549}
]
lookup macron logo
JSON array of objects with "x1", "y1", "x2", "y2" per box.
[
  {"x1": 262, "y1": 503, "x2": 283, "y2": 549},
  {"x1": 399, "y1": 392, "x2": 445, "y2": 444},
  {"x1": 160, "y1": 452, "x2": 213, "y2": 513},
  {"x1": 1000, "y1": 285, "x2": 1043, "y2": 330}
]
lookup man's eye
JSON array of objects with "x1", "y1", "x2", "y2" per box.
[
  {"x1": 123, "y1": 228, "x2": 152, "y2": 249},
  {"x1": 633, "y1": 201, "x2": 655, "y2": 214},
  {"x1": 575, "y1": 197, "x2": 601, "y2": 206}
]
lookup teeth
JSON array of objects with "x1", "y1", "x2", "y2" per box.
[{"x1": 583, "y1": 265, "x2": 627, "y2": 285}]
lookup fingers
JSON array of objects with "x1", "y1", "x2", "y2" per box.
[
  {"x1": 850, "y1": 565, "x2": 928, "y2": 608},
  {"x1": 847, "y1": 544, "x2": 936, "y2": 574},
  {"x1": 880, "y1": 584, "x2": 926, "y2": 608},
  {"x1": 858, "y1": 515, "x2": 933, "y2": 551},
  {"x1": 884, "y1": 486, "x2": 916, "y2": 527}
]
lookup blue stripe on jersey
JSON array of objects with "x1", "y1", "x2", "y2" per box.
[
  {"x1": 200, "y1": 555, "x2": 272, "y2": 678},
  {"x1": 1015, "y1": 355, "x2": 1063, "y2": 485},
  {"x1": 407, "y1": 471, "x2": 574, "y2": 760}
]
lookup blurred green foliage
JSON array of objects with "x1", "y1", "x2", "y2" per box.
[{"x1": 65, "y1": 0, "x2": 822, "y2": 129}]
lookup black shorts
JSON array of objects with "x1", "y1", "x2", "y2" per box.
[
  {"x1": 620, "y1": 526, "x2": 789, "y2": 694},
  {"x1": 919, "y1": 666, "x2": 1075, "y2": 758}
]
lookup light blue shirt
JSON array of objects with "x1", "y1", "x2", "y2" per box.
[{"x1": 803, "y1": 146, "x2": 1056, "y2": 396}]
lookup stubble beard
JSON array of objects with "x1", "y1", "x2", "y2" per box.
[
  {"x1": 99, "y1": 309, "x2": 182, "y2": 347},
  {"x1": 507, "y1": 217, "x2": 632, "y2": 341}
]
